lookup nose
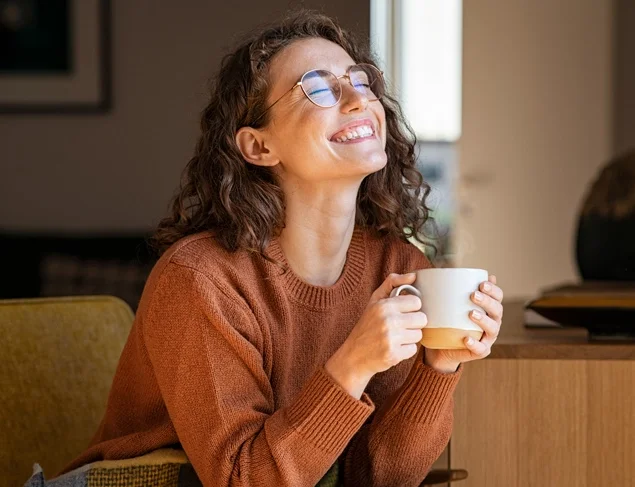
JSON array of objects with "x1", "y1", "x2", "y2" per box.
[{"x1": 338, "y1": 81, "x2": 369, "y2": 113}]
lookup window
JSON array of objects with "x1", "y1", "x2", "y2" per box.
[
  {"x1": 371, "y1": 0, "x2": 463, "y2": 263},
  {"x1": 371, "y1": 0, "x2": 462, "y2": 142}
]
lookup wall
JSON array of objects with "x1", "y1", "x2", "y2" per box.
[
  {"x1": 615, "y1": 0, "x2": 635, "y2": 154},
  {"x1": 456, "y1": 0, "x2": 614, "y2": 298},
  {"x1": 0, "y1": 1, "x2": 369, "y2": 232}
]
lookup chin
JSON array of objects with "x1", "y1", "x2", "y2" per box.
[
  {"x1": 357, "y1": 152, "x2": 388, "y2": 175},
  {"x1": 336, "y1": 160, "x2": 387, "y2": 184},
  {"x1": 319, "y1": 147, "x2": 388, "y2": 180}
]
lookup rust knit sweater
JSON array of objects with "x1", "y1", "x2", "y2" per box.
[{"x1": 63, "y1": 227, "x2": 462, "y2": 486}]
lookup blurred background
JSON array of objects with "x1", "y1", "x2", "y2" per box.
[{"x1": 0, "y1": 0, "x2": 633, "y2": 307}]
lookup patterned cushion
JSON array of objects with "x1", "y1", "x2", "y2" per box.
[
  {"x1": 23, "y1": 449, "x2": 340, "y2": 487},
  {"x1": 23, "y1": 449, "x2": 200, "y2": 487}
]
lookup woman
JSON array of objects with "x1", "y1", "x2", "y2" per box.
[{"x1": 63, "y1": 11, "x2": 504, "y2": 486}]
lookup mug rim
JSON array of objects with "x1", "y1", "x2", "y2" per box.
[{"x1": 414, "y1": 267, "x2": 487, "y2": 273}]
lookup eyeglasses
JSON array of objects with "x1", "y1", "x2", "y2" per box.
[{"x1": 252, "y1": 63, "x2": 384, "y2": 125}]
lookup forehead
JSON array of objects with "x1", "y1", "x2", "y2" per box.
[{"x1": 268, "y1": 37, "x2": 356, "y2": 89}]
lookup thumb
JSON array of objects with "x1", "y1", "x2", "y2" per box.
[{"x1": 370, "y1": 272, "x2": 417, "y2": 303}]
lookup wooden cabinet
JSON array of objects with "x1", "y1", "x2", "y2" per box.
[{"x1": 449, "y1": 302, "x2": 635, "y2": 487}]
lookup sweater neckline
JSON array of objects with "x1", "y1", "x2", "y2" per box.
[{"x1": 265, "y1": 227, "x2": 367, "y2": 309}]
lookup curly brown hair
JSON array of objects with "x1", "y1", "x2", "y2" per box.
[{"x1": 152, "y1": 10, "x2": 436, "y2": 257}]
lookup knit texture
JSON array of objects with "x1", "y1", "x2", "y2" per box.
[{"x1": 61, "y1": 228, "x2": 462, "y2": 486}]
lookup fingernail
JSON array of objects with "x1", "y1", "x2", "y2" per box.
[
  {"x1": 471, "y1": 310, "x2": 483, "y2": 320},
  {"x1": 474, "y1": 291, "x2": 483, "y2": 302},
  {"x1": 483, "y1": 282, "x2": 491, "y2": 292},
  {"x1": 466, "y1": 337, "x2": 474, "y2": 345}
]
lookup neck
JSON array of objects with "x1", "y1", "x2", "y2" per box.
[{"x1": 277, "y1": 179, "x2": 361, "y2": 287}]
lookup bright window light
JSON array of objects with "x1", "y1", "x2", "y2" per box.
[{"x1": 371, "y1": 0, "x2": 463, "y2": 142}]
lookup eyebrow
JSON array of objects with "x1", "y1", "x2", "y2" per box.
[{"x1": 292, "y1": 63, "x2": 357, "y2": 82}]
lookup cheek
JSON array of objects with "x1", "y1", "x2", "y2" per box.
[
  {"x1": 271, "y1": 113, "x2": 333, "y2": 177},
  {"x1": 289, "y1": 113, "x2": 333, "y2": 157},
  {"x1": 280, "y1": 106, "x2": 326, "y2": 144},
  {"x1": 373, "y1": 105, "x2": 388, "y2": 148}
]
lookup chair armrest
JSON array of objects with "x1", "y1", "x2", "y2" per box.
[{"x1": 421, "y1": 468, "x2": 468, "y2": 485}]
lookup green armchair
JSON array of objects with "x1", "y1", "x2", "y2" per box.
[{"x1": 0, "y1": 296, "x2": 133, "y2": 486}]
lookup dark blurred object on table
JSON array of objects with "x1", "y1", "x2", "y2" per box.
[
  {"x1": 526, "y1": 150, "x2": 635, "y2": 338},
  {"x1": 576, "y1": 149, "x2": 635, "y2": 281}
]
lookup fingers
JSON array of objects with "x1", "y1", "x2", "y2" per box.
[
  {"x1": 472, "y1": 289, "x2": 503, "y2": 322},
  {"x1": 469, "y1": 309, "x2": 500, "y2": 341},
  {"x1": 387, "y1": 294, "x2": 423, "y2": 314},
  {"x1": 463, "y1": 336, "x2": 491, "y2": 357},
  {"x1": 399, "y1": 310, "x2": 428, "y2": 329},
  {"x1": 399, "y1": 343, "x2": 419, "y2": 360},
  {"x1": 371, "y1": 273, "x2": 416, "y2": 301},
  {"x1": 401, "y1": 328, "x2": 424, "y2": 345},
  {"x1": 480, "y1": 278, "x2": 504, "y2": 302}
]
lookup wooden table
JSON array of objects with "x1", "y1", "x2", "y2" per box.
[
  {"x1": 490, "y1": 300, "x2": 635, "y2": 360},
  {"x1": 450, "y1": 300, "x2": 635, "y2": 487}
]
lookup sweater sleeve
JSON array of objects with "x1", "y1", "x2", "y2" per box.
[
  {"x1": 341, "y1": 349, "x2": 462, "y2": 487},
  {"x1": 142, "y1": 262, "x2": 374, "y2": 487}
]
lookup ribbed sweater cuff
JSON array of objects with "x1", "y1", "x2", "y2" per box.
[
  {"x1": 287, "y1": 368, "x2": 375, "y2": 454},
  {"x1": 389, "y1": 360, "x2": 462, "y2": 424}
]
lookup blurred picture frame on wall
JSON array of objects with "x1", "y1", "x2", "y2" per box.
[{"x1": 0, "y1": 0, "x2": 111, "y2": 114}]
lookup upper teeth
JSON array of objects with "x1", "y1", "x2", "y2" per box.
[{"x1": 335, "y1": 125, "x2": 374, "y2": 142}]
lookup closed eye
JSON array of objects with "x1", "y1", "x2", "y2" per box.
[{"x1": 307, "y1": 88, "x2": 332, "y2": 96}]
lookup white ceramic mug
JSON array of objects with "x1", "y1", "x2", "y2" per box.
[{"x1": 389, "y1": 268, "x2": 488, "y2": 349}]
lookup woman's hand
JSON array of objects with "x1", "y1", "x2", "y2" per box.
[
  {"x1": 424, "y1": 275, "x2": 504, "y2": 373},
  {"x1": 325, "y1": 273, "x2": 428, "y2": 399}
]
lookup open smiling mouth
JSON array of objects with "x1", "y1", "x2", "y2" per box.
[{"x1": 330, "y1": 124, "x2": 376, "y2": 143}]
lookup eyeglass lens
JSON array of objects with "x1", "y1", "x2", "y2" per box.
[{"x1": 300, "y1": 64, "x2": 384, "y2": 108}]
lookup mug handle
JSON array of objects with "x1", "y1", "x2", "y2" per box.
[{"x1": 390, "y1": 284, "x2": 422, "y2": 298}]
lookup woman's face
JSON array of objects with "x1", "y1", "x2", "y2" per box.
[{"x1": 262, "y1": 37, "x2": 388, "y2": 184}]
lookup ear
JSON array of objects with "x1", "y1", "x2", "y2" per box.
[{"x1": 235, "y1": 127, "x2": 280, "y2": 167}]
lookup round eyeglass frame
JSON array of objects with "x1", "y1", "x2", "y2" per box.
[{"x1": 251, "y1": 63, "x2": 384, "y2": 125}]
